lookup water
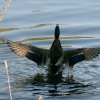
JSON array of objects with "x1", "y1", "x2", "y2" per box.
[{"x1": 1, "y1": 0, "x2": 100, "y2": 100}]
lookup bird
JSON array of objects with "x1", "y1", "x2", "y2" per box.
[{"x1": 6, "y1": 25, "x2": 100, "y2": 75}]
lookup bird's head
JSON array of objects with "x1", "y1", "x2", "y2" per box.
[{"x1": 55, "y1": 24, "x2": 60, "y2": 39}]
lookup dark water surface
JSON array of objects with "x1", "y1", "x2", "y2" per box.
[{"x1": 1, "y1": 0, "x2": 100, "y2": 100}]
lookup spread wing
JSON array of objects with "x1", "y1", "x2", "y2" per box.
[
  {"x1": 64, "y1": 48, "x2": 100, "y2": 66},
  {"x1": 7, "y1": 41, "x2": 49, "y2": 66}
]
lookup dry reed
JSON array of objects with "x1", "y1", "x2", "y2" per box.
[
  {"x1": 38, "y1": 95, "x2": 43, "y2": 100},
  {"x1": 4, "y1": 60, "x2": 13, "y2": 100}
]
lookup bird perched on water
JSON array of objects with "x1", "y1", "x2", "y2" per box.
[{"x1": 7, "y1": 25, "x2": 100, "y2": 75}]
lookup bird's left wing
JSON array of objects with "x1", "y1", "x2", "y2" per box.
[{"x1": 7, "y1": 41, "x2": 49, "y2": 66}]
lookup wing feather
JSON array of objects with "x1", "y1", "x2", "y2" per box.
[
  {"x1": 64, "y1": 47, "x2": 100, "y2": 67},
  {"x1": 8, "y1": 41, "x2": 49, "y2": 66},
  {"x1": 83, "y1": 48, "x2": 100, "y2": 60}
]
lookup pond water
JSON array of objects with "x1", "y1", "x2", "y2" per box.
[{"x1": 1, "y1": 0, "x2": 100, "y2": 100}]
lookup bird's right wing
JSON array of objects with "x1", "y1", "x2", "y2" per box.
[{"x1": 64, "y1": 48, "x2": 100, "y2": 67}]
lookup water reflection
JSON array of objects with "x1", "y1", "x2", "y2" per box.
[
  {"x1": 14, "y1": 72, "x2": 91, "y2": 97},
  {"x1": 0, "y1": 23, "x2": 50, "y2": 33},
  {"x1": 0, "y1": 0, "x2": 11, "y2": 21},
  {"x1": 0, "y1": 14, "x2": 3, "y2": 21}
]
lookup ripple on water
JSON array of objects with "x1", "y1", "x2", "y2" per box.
[
  {"x1": 1, "y1": 0, "x2": 100, "y2": 99},
  {"x1": 1, "y1": 31, "x2": 100, "y2": 99}
]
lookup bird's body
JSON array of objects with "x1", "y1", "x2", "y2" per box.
[{"x1": 7, "y1": 25, "x2": 100, "y2": 76}]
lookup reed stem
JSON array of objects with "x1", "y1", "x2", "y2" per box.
[{"x1": 4, "y1": 60, "x2": 13, "y2": 100}]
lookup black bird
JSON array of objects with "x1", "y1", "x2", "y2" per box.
[{"x1": 7, "y1": 25, "x2": 100, "y2": 75}]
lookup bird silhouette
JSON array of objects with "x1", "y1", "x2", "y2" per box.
[{"x1": 7, "y1": 25, "x2": 100, "y2": 75}]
